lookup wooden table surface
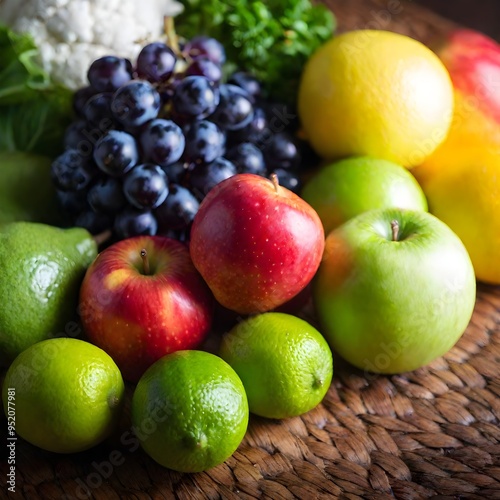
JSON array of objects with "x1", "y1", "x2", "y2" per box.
[
  {"x1": 2, "y1": 2, "x2": 500, "y2": 499},
  {"x1": 415, "y1": 0, "x2": 500, "y2": 40}
]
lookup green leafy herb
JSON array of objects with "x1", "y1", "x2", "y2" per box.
[
  {"x1": 0, "y1": 25, "x2": 72, "y2": 157},
  {"x1": 177, "y1": 0, "x2": 336, "y2": 106}
]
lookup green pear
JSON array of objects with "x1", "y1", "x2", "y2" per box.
[{"x1": 0, "y1": 222, "x2": 98, "y2": 366}]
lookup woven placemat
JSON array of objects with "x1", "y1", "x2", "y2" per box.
[
  {"x1": 2, "y1": 1, "x2": 500, "y2": 499},
  {"x1": 5, "y1": 284, "x2": 499, "y2": 499}
]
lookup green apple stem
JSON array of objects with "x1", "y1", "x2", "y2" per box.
[
  {"x1": 391, "y1": 220, "x2": 399, "y2": 241},
  {"x1": 140, "y1": 249, "x2": 151, "y2": 275},
  {"x1": 270, "y1": 173, "x2": 280, "y2": 193}
]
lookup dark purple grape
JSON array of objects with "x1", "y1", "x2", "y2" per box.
[
  {"x1": 226, "y1": 142, "x2": 266, "y2": 175},
  {"x1": 111, "y1": 80, "x2": 161, "y2": 127},
  {"x1": 227, "y1": 72, "x2": 262, "y2": 103},
  {"x1": 51, "y1": 149, "x2": 97, "y2": 191},
  {"x1": 184, "y1": 36, "x2": 226, "y2": 66},
  {"x1": 183, "y1": 120, "x2": 225, "y2": 164},
  {"x1": 136, "y1": 42, "x2": 177, "y2": 82},
  {"x1": 65, "y1": 119, "x2": 115, "y2": 159},
  {"x1": 87, "y1": 56, "x2": 132, "y2": 92},
  {"x1": 74, "y1": 210, "x2": 114, "y2": 235},
  {"x1": 297, "y1": 140, "x2": 321, "y2": 171},
  {"x1": 156, "y1": 227, "x2": 178, "y2": 239},
  {"x1": 73, "y1": 86, "x2": 97, "y2": 116},
  {"x1": 161, "y1": 161, "x2": 189, "y2": 185},
  {"x1": 93, "y1": 130, "x2": 139, "y2": 177},
  {"x1": 114, "y1": 208, "x2": 158, "y2": 238},
  {"x1": 189, "y1": 157, "x2": 236, "y2": 199},
  {"x1": 176, "y1": 228, "x2": 191, "y2": 244},
  {"x1": 172, "y1": 76, "x2": 220, "y2": 119},
  {"x1": 56, "y1": 189, "x2": 89, "y2": 214},
  {"x1": 261, "y1": 101, "x2": 300, "y2": 133},
  {"x1": 228, "y1": 107, "x2": 269, "y2": 145},
  {"x1": 154, "y1": 184, "x2": 199, "y2": 231},
  {"x1": 140, "y1": 119, "x2": 185, "y2": 167},
  {"x1": 156, "y1": 227, "x2": 190, "y2": 243},
  {"x1": 159, "y1": 72, "x2": 184, "y2": 102},
  {"x1": 123, "y1": 163, "x2": 169, "y2": 209},
  {"x1": 210, "y1": 84, "x2": 253, "y2": 131},
  {"x1": 64, "y1": 120, "x2": 88, "y2": 150},
  {"x1": 87, "y1": 177, "x2": 127, "y2": 213},
  {"x1": 83, "y1": 93, "x2": 113, "y2": 124},
  {"x1": 263, "y1": 133, "x2": 301, "y2": 170},
  {"x1": 270, "y1": 168, "x2": 301, "y2": 194},
  {"x1": 185, "y1": 57, "x2": 222, "y2": 83}
]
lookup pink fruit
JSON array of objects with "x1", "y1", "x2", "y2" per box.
[
  {"x1": 190, "y1": 173, "x2": 325, "y2": 314},
  {"x1": 79, "y1": 236, "x2": 214, "y2": 382}
]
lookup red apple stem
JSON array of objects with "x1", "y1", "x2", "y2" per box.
[
  {"x1": 270, "y1": 173, "x2": 280, "y2": 193},
  {"x1": 140, "y1": 249, "x2": 151, "y2": 275},
  {"x1": 391, "y1": 220, "x2": 399, "y2": 241}
]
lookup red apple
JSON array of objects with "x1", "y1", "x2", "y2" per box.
[
  {"x1": 79, "y1": 236, "x2": 214, "y2": 382},
  {"x1": 437, "y1": 29, "x2": 500, "y2": 125},
  {"x1": 427, "y1": 29, "x2": 500, "y2": 150},
  {"x1": 190, "y1": 173, "x2": 325, "y2": 314}
]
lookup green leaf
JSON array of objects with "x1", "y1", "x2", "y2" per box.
[
  {"x1": 0, "y1": 87, "x2": 72, "y2": 156},
  {"x1": 177, "y1": 0, "x2": 336, "y2": 106},
  {"x1": 0, "y1": 25, "x2": 51, "y2": 104},
  {"x1": 0, "y1": 24, "x2": 73, "y2": 156}
]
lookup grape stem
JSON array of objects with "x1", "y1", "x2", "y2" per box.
[
  {"x1": 164, "y1": 16, "x2": 180, "y2": 56},
  {"x1": 270, "y1": 173, "x2": 280, "y2": 193},
  {"x1": 141, "y1": 248, "x2": 151, "y2": 275},
  {"x1": 391, "y1": 220, "x2": 399, "y2": 241},
  {"x1": 93, "y1": 230, "x2": 112, "y2": 247}
]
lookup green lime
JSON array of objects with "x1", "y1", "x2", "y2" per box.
[
  {"x1": 220, "y1": 312, "x2": 333, "y2": 419},
  {"x1": 2, "y1": 338, "x2": 125, "y2": 453},
  {"x1": 132, "y1": 350, "x2": 248, "y2": 472}
]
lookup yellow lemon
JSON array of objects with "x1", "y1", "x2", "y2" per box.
[{"x1": 298, "y1": 30, "x2": 454, "y2": 167}]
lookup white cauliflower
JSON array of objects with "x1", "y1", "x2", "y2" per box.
[{"x1": 0, "y1": 0, "x2": 183, "y2": 89}]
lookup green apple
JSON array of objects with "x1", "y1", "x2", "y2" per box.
[
  {"x1": 301, "y1": 156, "x2": 428, "y2": 235},
  {"x1": 313, "y1": 208, "x2": 476, "y2": 374}
]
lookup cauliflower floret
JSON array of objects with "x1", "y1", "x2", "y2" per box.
[{"x1": 0, "y1": 0, "x2": 183, "y2": 89}]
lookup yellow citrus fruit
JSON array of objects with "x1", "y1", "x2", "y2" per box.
[
  {"x1": 441, "y1": 90, "x2": 500, "y2": 152},
  {"x1": 2, "y1": 338, "x2": 124, "y2": 453},
  {"x1": 131, "y1": 350, "x2": 248, "y2": 472},
  {"x1": 413, "y1": 144, "x2": 500, "y2": 284},
  {"x1": 219, "y1": 312, "x2": 333, "y2": 419},
  {"x1": 298, "y1": 30, "x2": 454, "y2": 167}
]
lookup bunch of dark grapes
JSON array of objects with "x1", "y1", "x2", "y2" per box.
[{"x1": 52, "y1": 36, "x2": 306, "y2": 242}]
